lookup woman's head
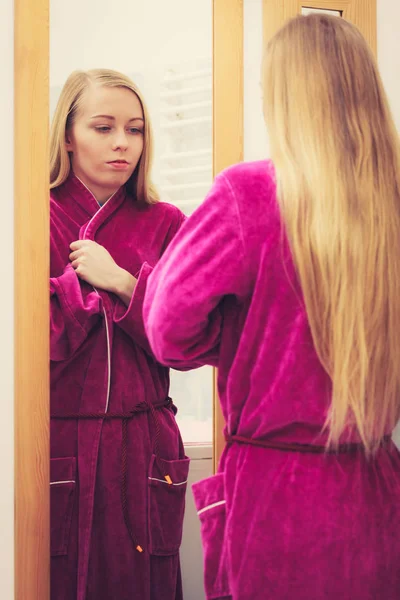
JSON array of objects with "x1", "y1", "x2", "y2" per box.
[
  {"x1": 50, "y1": 69, "x2": 159, "y2": 205},
  {"x1": 263, "y1": 13, "x2": 391, "y2": 181},
  {"x1": 263, "y1": 14, "x2": 400, "y2": 452}
]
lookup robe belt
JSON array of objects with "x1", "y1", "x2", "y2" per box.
[
  {"x1": 52, "y1": 396, "x2": 175, "y2": 554},
  {"x1": 225, "y1": 433, "x2": 392, "y2": 454}
]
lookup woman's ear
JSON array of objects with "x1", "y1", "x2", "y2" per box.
[{"x1": 65, "y1": 131, "x2": 73, "y2": 152}]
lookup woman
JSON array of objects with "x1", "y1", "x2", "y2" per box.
[
  {"x1": 143, "y1": 14, "x2": 400, "y2": 600},
  {"x1": 50, "y1": 68, "x2": 189, "y2": 600}
]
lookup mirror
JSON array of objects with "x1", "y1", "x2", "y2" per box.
[{"x1": 50, "y1": 1, "x2": 213, "y2": 598}]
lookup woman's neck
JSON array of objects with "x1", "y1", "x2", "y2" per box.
[{"x1": 73, "y1": 173, "x2": 119, "y2": 206}]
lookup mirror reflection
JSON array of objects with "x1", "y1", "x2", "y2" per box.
[{"x1": 50, "y1": 1, "x2": 212, "y2": 599}]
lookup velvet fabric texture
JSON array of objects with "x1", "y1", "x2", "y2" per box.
[
  {"x1": 50, "y1": 173, "x2": 189, "y2": 600},
  {"x1": 143, "y1": 160, "x2": 400, "y2": 600}
]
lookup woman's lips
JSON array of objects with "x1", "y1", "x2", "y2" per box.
[{"x1": 107, "y1": 160, "x2": 130, "y2": 170}]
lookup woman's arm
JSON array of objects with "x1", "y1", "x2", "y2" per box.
[
  {"x1": 50, "y1": 264, "x2": 103, "y2": 361},
  {"x1": 112, "y1": 208, "x2": 187, "y2": 357},
  {"x1": 143, "y1": 172, "x2": 250, "y2": 369}
]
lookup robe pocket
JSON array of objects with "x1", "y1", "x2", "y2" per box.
[
  {"x1": 192, "y1": 473, "x2": 231, "y2": 600},
  {"x1": 50, "y1": 457, "x2": 76, "y2": 557},
  {"x1": 147, "y1": 453, "x2": 190, "y2": 556}
]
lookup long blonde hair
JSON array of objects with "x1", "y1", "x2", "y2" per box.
[
  {"x1": 50, "y1": 68, "x2": 159, "y2": 204},
  {"x1": 263, "y1": 14, "x2": 400, "y2": 452}
]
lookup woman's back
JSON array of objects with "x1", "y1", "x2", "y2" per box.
[{"x1": 213, "y1": 159, "x2": 333, "y2": 444}]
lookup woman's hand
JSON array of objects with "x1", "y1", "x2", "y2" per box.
[{"x1": 69, "y1": 240, "x2": 137, "y2": 305}]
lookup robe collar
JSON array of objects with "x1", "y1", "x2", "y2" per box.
[
  {"x1": 62, "y1": 171, "x2": 126, "y2": 216},
  {"x1": 59, "y1": 171, "x2": 127, "y2": 240}
]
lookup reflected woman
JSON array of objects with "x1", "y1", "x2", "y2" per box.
[
  {"x1": 50, "y1": 69, "x2": 189, "y2": 600},
  {"x1": 144, "y1": 14, "x2": 400, "y2": 600}
]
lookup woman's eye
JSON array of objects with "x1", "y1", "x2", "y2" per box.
[
  {"x1": 95, "y1": 126, "x2": 111, "y2": 133},
  {"x1": 129, "y1": 128, "x2": 143, "y2": 135}
]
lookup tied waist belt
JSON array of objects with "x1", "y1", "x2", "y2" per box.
[
  {"x1": 51, "y1": 396, "x2": 175, "y2": 554},
  {"x1": 225, "y1": 433, "x2": 392, "y2": 454}
]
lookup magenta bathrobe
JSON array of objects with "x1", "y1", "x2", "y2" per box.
[
  {"x1": 143, "y1": 160, "x2": 400, "y2": 600},
  {"x1": 50, "y1": 173, "x2": 189, "y2": 600}
]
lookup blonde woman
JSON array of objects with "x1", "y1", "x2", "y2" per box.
[
  {"x1": 50, "y1": 69, "x2": 189, "y2": 600},
  {"x1": 143, "y1": 14, "x2": 400, "y2": 600}
]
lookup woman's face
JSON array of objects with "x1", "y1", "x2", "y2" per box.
[{"x1": 66, "y1": 84, "x2": 144, "y2": 204}]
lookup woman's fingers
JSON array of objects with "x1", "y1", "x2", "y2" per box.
[
  {"x1": 70, "y1": 259, "x2": 81, "y2": 270},
  {"x1": 69, "y1": 249, "x2": 84, "y2": 261},
  {"x1": 70, "y1": 240, "x2": 86, "y2": 251}
]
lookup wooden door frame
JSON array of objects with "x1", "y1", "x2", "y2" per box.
[
  {"x1": 14, "y1": 0, "x2": 50, "y2": 598},
  {"x1": 14, "y1": 0, "x2": 243, "y2": 596},
  {"x1": 212, "y1": 0, "x2": 244, "y2": 471}
]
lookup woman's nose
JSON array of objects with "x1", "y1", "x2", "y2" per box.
[{"x1": 112, "y1": 130, "x2": 129, "y2": 150}]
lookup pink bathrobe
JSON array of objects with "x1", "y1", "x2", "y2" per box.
[
  {"x1": 143, "y1": 160, "x2": 400, "y2": 600},
  {"x1": 50, "y1": 173, "x2": 189, "y2": 600}
]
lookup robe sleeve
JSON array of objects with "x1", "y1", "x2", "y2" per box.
[
  {"x1": 143, "y1": 172, "x2": 249, "y2": 369},
  {"x1": 50, "y1": 264, "x2": 103, "y2": 361},
  {"x1": 112, "y1": 207, "x2": 186, "y2": 356}
]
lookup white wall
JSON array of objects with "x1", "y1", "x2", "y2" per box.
[
  {"x1": 0, "y1": 0, "x2": 14, "y2": 597},
  {"x1": 180, "y1": 446, "x2": 212, "y2": 600},
  {"x1": 50, "y1": 0, "x2": 211, "y2": 81},
  {"x1": 378, "y1": 1, "x2": 400, "y2": 446},
  {"x1": 378, "y1": 0, "x2": 400, "y2": 131}
]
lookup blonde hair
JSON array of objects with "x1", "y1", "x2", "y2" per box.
[
  {"x1": 263, "y1": 14, "x2": 400, "y2": 453},
  {"x1": 50, "y1": 68, "x2": 159, "y2": 204}
]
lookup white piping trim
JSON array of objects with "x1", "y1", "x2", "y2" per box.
[
  {"x1": 102, "y1": 302, "x2": 112, "y2": 412},
  {"x1": 75, "y1": 175, "x2": 98, "y2": 207},
  {"x1": 81, "y1": 183, "x2": 119, "y2": 238},
  {"x1": 197, "y1": 500, "x2": 226, "y2": 516},
  {"x1": 81, "y1": 187, "x2": 119, "y2": 414},
  {"x1": 148, "y1": 477, "x2": 188, "y2": 486},
  {"x1": 50, "y1": 480, "x2": 76, "y2": 486}
]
